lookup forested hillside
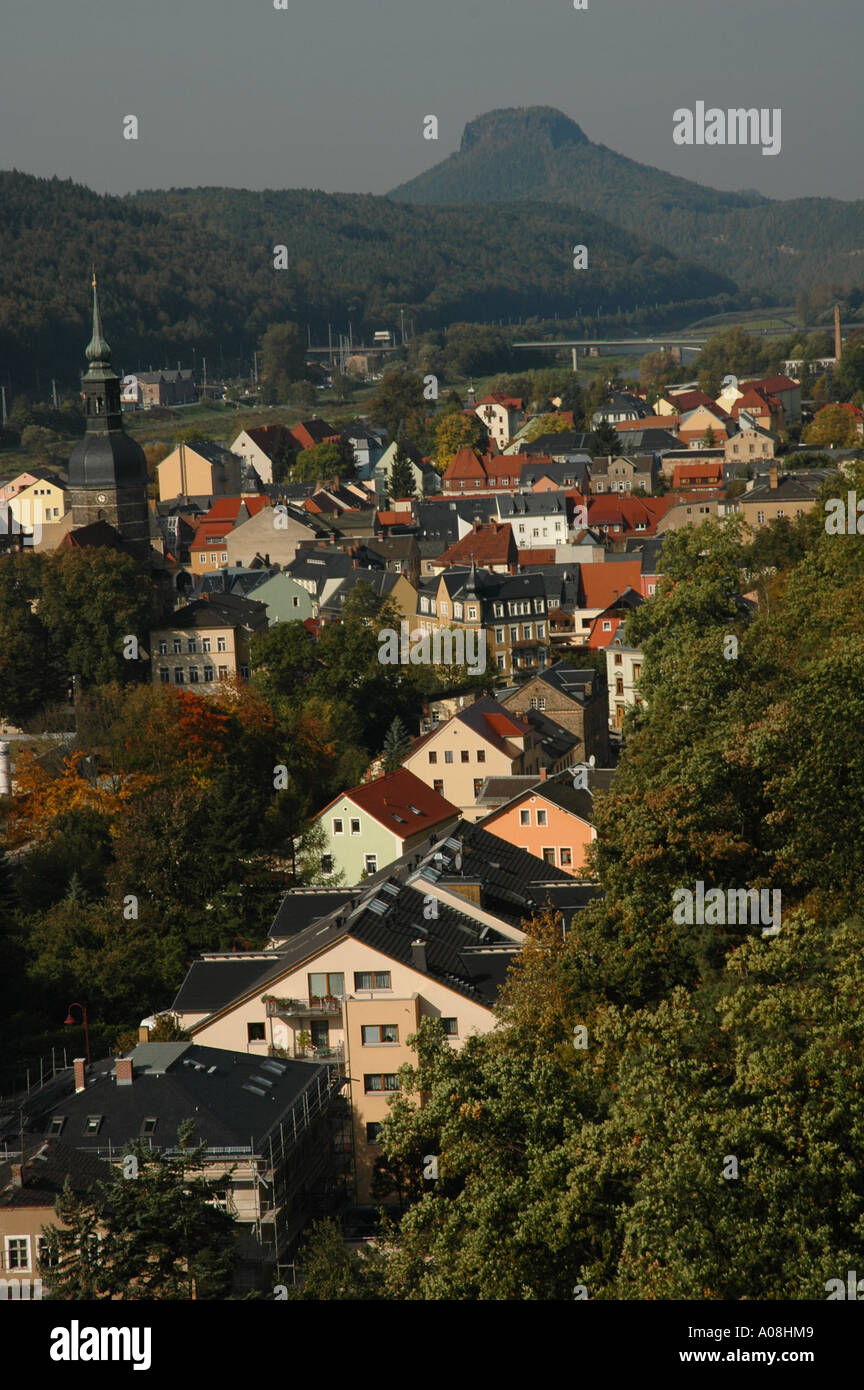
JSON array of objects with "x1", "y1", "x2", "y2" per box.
[
  {"x1": 0, "y1": 170, "x2": 734, "y2": 390},
  {"x1": 391, "y1": 107, "x2": 864, "y2": 299}
]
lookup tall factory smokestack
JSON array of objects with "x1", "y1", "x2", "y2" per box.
[
  {"x1": 0, "y1": 741, "x2": 10, "y2": 796},
  {"x1": 835, "y1": 305, "x2": 843, "y2": 363}
]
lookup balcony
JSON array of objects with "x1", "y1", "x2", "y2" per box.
[
  {"x1": 264, "y1": 996, "x2": 343, "y2": 1020},
  {"x1": 293, "y1": 1044, "x2": 345, "y2": 1064}
]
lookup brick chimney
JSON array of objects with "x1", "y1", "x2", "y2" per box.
[
  {"x1": 410, "y1": 939, "x2": 427, "y2": 973},
  {"x1": 539, "y1": 767, "x2": 547, "y2": 780},
  {"x1": 10, "y1": 1163, "x2": 23, "y2": 1189},
  {"x1": 138, "y1": 1024, "x2": 150, "y2": 1043},
  {"x1": 835, "y1": 304, "x2": 843, "y2": 363},
  {"x1": 769, "y1": 465, "x2": 778, "y2": 490},
  {"x1": 73, "y1": 1057, "x2": 86, "y2": 1093},
  {"x1": 115, "y1": 1058, "x2": 134, "y2": 1086}
]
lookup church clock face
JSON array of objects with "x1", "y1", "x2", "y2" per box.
[{"x1": 96, "y1": 493, "x2": 107, "y2": 503}]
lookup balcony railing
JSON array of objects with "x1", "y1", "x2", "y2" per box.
[{"x1": 264, "y1": 997, "x2": 342, "y2": 1019}]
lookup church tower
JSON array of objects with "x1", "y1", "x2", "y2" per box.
[{"x1": 67, "y1": 274, "x2": 150, "y2": 565}]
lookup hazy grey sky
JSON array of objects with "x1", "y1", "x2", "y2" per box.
[{"x1": 2, "y1": 0, "x2": 861, "y2": 201}]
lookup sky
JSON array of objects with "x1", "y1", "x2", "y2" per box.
[{"x1": 1, "y1": 0, "x2": 862, "y2": 202}]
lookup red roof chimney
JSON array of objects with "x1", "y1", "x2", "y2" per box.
[
  {"x1": 73, "y1": 1057, "x2": 86, "y2": 1093},
  {"x1": 10, "y1": 1163, "x2": 23, "y2": 1189}
]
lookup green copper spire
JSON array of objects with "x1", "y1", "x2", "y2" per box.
[{"x1": 85, "y1": 269, "x2": 111, "y2": 366}]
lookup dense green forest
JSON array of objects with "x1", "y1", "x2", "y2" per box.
[
  {"x1": 0, "y1": 169, "x2": 734, "y2": 391},
  {"x1": 392, "y1": 106, "x2": 864, "y2": 300}
]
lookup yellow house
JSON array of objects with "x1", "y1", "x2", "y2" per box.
[
  {"x1": 401, "y1": 694, "x2": 548, "y2": 820},
  {"x1": 8, "y1": 477, "x2": 67, "y2": 532},
  {"x1": 157, "y1": 442, "x2": 243, "y2": 502}
]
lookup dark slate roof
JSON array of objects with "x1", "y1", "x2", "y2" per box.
[
  {"x1": 172, "y1": 955, "x2": 284, "y2": 1014},
  {"x1": 518, "y1": 458, "x2": 591, "y2": 488},
  {"x1": 269, "y1": 890, "x2": 357, "y2": 941},
  {"x1": 415, "y1": 499, "x2": 498, "y2": 545},
  {"x1": 475, "y1": 775, "x2": 538, "y2": 806},
  {"x1": 613, "y1": 429, "x2": 681, "y2": 453},
  {"x1": 497, "y1": 491, "x2": 568, "y2": 518},
  {"x1": 534, "y1": 662, "x2": 600, "y2": 703},
  {"x1": 1, "y1": 1045, "x2": 333, "y2": 1156},
  {"x1": 518, "y1": 431, "x2": 595, "y2": 455},
  {"x1": 625, "y1": 535, "x2": 666, "y2": 573},
  {"x1": 187, "y1": 442, "x2": 242, "y2": 468},
  {"x1": 163, "y1": 593, "x2": 268, "y2": 630},
  {"x1": 0, "y1": 1140, "x2": 113, "y2": 1209},
  {"x1": 743, "y1": 473, "x2": 824, "y2": 503}
]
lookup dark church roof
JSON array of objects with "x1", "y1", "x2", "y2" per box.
[
  {"x1": 67, "y1": 277, "x2": 147, "y2": 493},
  {"x1": 68, "y1": 431, "x2": 147, "y2": 490}
]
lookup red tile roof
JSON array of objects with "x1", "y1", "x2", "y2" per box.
[
  {"x1": 672, "y1": 461, "x2": 724, "y2": 489},
  {"x1": 579, "y1": 562, "x2": 643, "y2": 611},
  {"x1": 616, "y1": 415, "x2": 679, "y2": 431},
  {"x1": 668, "y1": 389, "x2": 716, "y2": 413},
  {"x1": 290, "y1": 418, "x2": 340, "y2": 451},
  {"x1": 742, "y1": 375, "x2": 799, "y2": 395},
  {"x1": 432, "y1": 522, "x2": 516, "y2": 569},
  {"x1": 587, "y1": 615, "x2": 625, "y2": 648},
  {"x1": 336, "y1": 767, "x2": 459, "y2": 833}
]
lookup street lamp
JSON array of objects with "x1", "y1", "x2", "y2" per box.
[{"x1": 64, "y1": 1002, "x2": 90, "y2": 1064}]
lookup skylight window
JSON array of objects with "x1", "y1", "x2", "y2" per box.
[
  {"x1": 242, "y1": 1083, "x2": 267, "y2": 1097},
  {"x1": 48, "y1": 1116, "x2": 65, "y2": 1137},
  {"x1": 251, "y1": 1075, "x2": 274, "y2": 1088},
  {"x1": 84, "y1": 1116, "x2": 103, "y2": 1135},
  {"x1": 141, "y1": 1118, "x2": 158, "y2": 1136},
  {"x1": 259, "y1": 1060, "x2": 286, "y2": 1077}
]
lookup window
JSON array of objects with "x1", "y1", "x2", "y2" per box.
[
  {"x1": 6, "y1": 1237, "x2": 30, "y2": 1271},
  {"x1": 141, "y1": 1117, "x2": 159, "y2": 1135},
  {"x1": 538, "y1": 698, "x2": 546, "y2": 711},
  {"x1": 494, "y1": 604, "x2": 504, "y2": 617},
  {"x1": 84, "y1": 1116, "x2": 103, "y2": 1135},
  {"x1": 217, "y1": 637, "x2": 227, "y2": 652},
  {"x1": 473, "y1": 778, "x2": 483, "y2": 796},
  {"x1": 48, "y1": 1116, "x2": 65, "y2": 1137},
  {"x1": 159, "y1": 667, "x2": 170, "y2": 684},
  {"x1": 202, "y1": 638, "x2": 211, "y2": 653},
  {"x1": 616, "y1": 677, "x2": 624, "y2": 696},
  {"x1": 428, "y1": 751, "x2": 438, "y2": 764},
  {"x1": 537, "y1": 623, "x2": 545, "y2": 638},
  {"x1": 362, "y1": 1024, "x2": 399, "y2": 1045},
  {"x1": 476, "y1": 749, "x2": 485, "y2": 762},
  {"x1": 560, "y1": 848, "x2": 572, "y2": 867},
  {"x1": 173, "y1": 638, "x2": 182, "y2": 654},
  {"x1": 632, "y1": 664, "x2": 642, "y2": 681},
  {"x1": 468, "y1": 605, "x2": 478, "y2": 620},
  {"x1": 757, "y1": 511, "x2": 765, "y2": 525},
  {"x1": 520, "y1": 809, "x2": 531, "y2": 826},
  {"x1": 308, "y1": 971, "x2": 344, "y2": 1001},
  {"x1": 496, "y1": 655, "x2": 506, "y2": 670},
  {"x1": 523, "y1": 624, "x2": 533, "y2": 640},
  {"x1": 158, "y1": 639, "x2": 168, "y2": 655},
  {"x1": 510, "y1": 626, "x2": 518, "y2": 642},
  {"x1": 364, "y1": 1074, "x2": 400, "y2": 1092},
  {"x1": 542, "y1": 848, "x2": 556, "y2": 865},
  {"x1": 614, "y1": 653, "x2": 622, "y2": 665},
  {"x1": 365, "y1": 854, "x2": 378, "y2": 874},
  {"x1": 204, "y1": 666, "x2": 214, "y2": 682},
  {"x1": 174, "y1": 668, "x2": 184, "y2": 684},
  {"x1": 210, "y1": 552, "x2": 218, "y2": 564},
  {"x1": 319, "y1": 854, "x2": 333, "y2": 875},
  {"x1": 433, "y1": 778, "x2": 444, "y2": 793},
  {"x1": 442, "y1": 1018, "x2": 458, "y2": 1036},
  {"x1": 602, "y1": 621, "x2": 612, "y2": 632},
  {"x1": 444, "y1": 749, "x2": 454, "y2": 764},
  {"x1": 332, "y1": 818, "x2": 344, "y2": 835},
  {"x1": 495, "y1": 628, "x2": 504, "y2": 643},
  {"x1": 221, "y1": 552, "x2": 228, "y2": 562},
  {"x1": 537, "y1": 809, "x2": 548, "y2": 826},
  {"x1": 354, "y1": 971, "x2": 391, "y2": 990},
  {"x1": 461, "y1": 749, "x2": 470, "y2": 763},
  {"x1": 218, "y1": 665, "x2": 228, "y2": 679},
  {"x1": 240, "y1": 664, "x2": 249, "y2": 680},
  {"x1": 189, "y1": 666, "x2": 199, "y2": 684},
  {"x1": 187, "y1": 639, "x2": 197, "y2": 653},
  {"x1": 366, "y1": 1122, "x2": 383, "y2": 1144}
]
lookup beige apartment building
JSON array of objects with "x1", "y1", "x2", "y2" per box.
[
  {"x1": 150, "y1": 594, "x2": 267, "y2": 689},
  {"x1": 157, "y1": 441, "x2": 243, "y2": 502}
]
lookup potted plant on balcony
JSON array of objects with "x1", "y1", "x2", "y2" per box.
[{"x1": 296, "y1": 1029, "x2": 313, "y2": 1058}]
